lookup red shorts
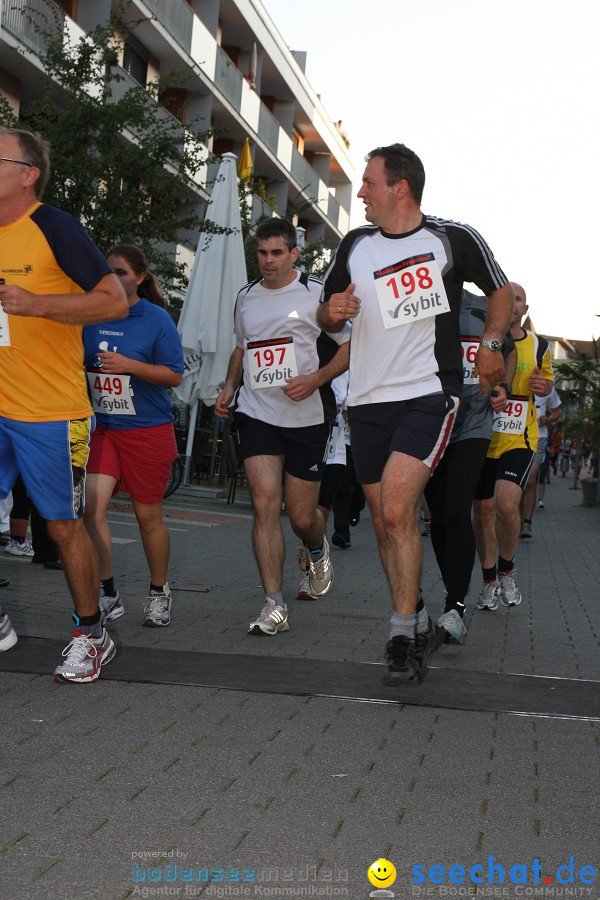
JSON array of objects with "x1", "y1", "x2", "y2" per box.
[{"x1": 87, "y1": 424, "x2": 177, "y2": 504}]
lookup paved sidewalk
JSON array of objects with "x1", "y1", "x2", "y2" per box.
[{"x1": 0, "y1": 473, "x2": 598, "y2": 899}]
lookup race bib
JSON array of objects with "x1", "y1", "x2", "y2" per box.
[
  {"x1": 0, "y1": 305, "x2": 10, "y2": 347},
  {"x1": 87, "y1": 371, "x2": 136, "y2": 415},
  {"x1": 247, "y1": 337, "x2": 298, "y2": 390},
  {"x1": 374, "y1": 252, "x2": 450, "y2": 328},
  {"x1": 492, "y1": 395, "x2": 529, "y2": 435},
  {"x1": 461, "y1": 337, "x2": 480, "y2": 384}
]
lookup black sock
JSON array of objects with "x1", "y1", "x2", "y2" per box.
[
  {"x1": 444, "y1": 599, "x2": 466, "y2": 617},
  {"x1": 482, "y1": 565, "x2": 497, "y2": 582},
  {"x1": 101, "y1": 577, "x2": 116, "y2": 597},
  {"x1": 498, "y1": 556, "x2": 514, "y2": 576},
  {"x1": 150, "y1": 583, "x2": 164, "y2": 594}
]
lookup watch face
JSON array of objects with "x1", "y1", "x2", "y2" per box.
[{"x1": 483, "y1": 339, "x2": 502, "y2": 351}]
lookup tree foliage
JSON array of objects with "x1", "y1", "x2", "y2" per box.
[
  {"x1": 0, "y1": 5, "x2": 231, "y2": 304},
  {"x1": 554, "y1": 340, "x2": 600, "y2": 476}
]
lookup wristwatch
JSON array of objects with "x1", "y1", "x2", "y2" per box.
[
  {"x1": 481, "y1": 338, "x2": 503, "y2": 352},
  {"x1": 498, "y1": 382, "x2": 512, "y2": 398}
]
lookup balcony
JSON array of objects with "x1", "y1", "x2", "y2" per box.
[
  {"x1": 143, "y1": 0, "x2": 193, "y2": 56},
  {"x1": 1, "y1": 0, "x2": 65, "y2": 55}
]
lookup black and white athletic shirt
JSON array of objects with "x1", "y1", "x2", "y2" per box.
[
  {"x1": 235, "y1": 270, "x2": 351, "y2": 428},
  {"x1": 322, "y1": 217, "x2": 508, "y2": 407}
]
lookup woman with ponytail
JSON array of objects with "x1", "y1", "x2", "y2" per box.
[{"x1": 83, "y1": 244, "x2": 184, "y2": 628}]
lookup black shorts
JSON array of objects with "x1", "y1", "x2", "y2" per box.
[
  {"x1": 236, "y1": 414, "x2": 330, "y2": 482},
  {"x1": 348, "y1": 393, "x2": 459, "y2": 485},
  {"x1": 474, "y1": 448, "x2": 536, "y2": 500}
]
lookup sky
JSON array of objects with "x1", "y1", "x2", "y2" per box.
[{"x1": 262, "y1": 0, "x2": 600, "y2": 341}]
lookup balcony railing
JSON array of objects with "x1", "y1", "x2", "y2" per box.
[
  {"x1": 143, "y1": 0, "x2": 193, "y2": 56},
  {"x1": 1, "y1": 0, "x2": 65, "y2": 55}
]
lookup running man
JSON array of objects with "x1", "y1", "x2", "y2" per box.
[
  {"x1": 317, "y1": 143, "x2": 514, "y2": 685},
  {"x1": 0, "y1": 127, "x2": 127, "y2": 680},
  {"x1": 473, "y1": 282, "x2": 553, "y2": 609},
  {"x1": 216, "y1": 219, "x2": 350, "y2": 636}
]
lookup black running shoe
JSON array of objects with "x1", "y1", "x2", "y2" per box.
[{"x1": 383, "y1": 617, "x2": 446, "y2": 686}]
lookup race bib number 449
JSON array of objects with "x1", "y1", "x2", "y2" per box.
[
  {"x1": 248, "y1": 337, "x2": 298, "y2": 389},
  {"x1": 87, "y1": 372, "x2": 136, "y2": 415},
  {"x1": 374, "y1": 253, "x2": 450, "y2": 328},
  {"x1": 492, "y1": 395, "x2": 529, "y2": 434}
]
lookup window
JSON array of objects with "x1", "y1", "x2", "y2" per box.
[{"x1": 123, "y1": 36, "x2": 149, "y2": 86}]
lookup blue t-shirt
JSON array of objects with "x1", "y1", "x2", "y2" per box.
[{"x1": 84, "y1": 298, "x2": 184, "y2": 429}]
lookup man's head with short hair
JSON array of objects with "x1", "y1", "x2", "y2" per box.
[
  {"x1": 366, "y1": 143, "x2": 425, "y2": 205},
  {"x1": 255, "y1": 217, "x2": 297, "y2": 252},
  {"x1": 0, "y1": 127, "x2": 50, "y2": 198},
  {"x1": 510, "y1": 281, "x2": 529, "y2": 326}
]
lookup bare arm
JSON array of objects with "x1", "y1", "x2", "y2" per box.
[
  {"x1": 95, "y1": 352, "x2": 182, "y2": 387},
  {"x1": 0, "y1": 273, "x2": 128, "y2": 324},
  {"x1": 316, "y1": 284, "x2": 361, "y2": 333},
  {"x1": 283, "y1": 340, "x2": 350, "y2": 403},
  {"x1": 215, "y1": 347, "x2": 244, "y2": 418},
  {"x1": 474, "y1": 282, "x2": 515, "y2": 393}
]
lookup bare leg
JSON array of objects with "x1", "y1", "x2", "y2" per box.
[
  {"x1": 284, "y1": 473, "x2": 324, "y2": 549},
  {"x1": 83, "y1": 473, "x2": 117, "y2": 580},
  {"x1": 363, "y1": 451, "x2": 431, "y2": 614},
  {"x1": 243, "y1": 455, "x2": 285, "y2": 595},
  {"x1": 47, "y1": 518, "x2": 99, "y2": 617},
  {"x1": 473, "y1": 496, "x2": 497, "y2": 569},
  {"x1": 131, "y1": 499, "x2": 170, "y2": 585},
  {"x1": 495, "y1": 480, "x2": 523, "y2": 562}
]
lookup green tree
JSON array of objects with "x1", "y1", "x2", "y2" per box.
[
  {"x1": 554, "y1": 340, "x2": 600, "y2": 478},
  {"x1": 0, "y1": 5, "x2": 230, "y2": 306}
]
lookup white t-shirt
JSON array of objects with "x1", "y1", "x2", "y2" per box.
[
  {"x1": 535, "y1": 387, "x2": 561, "y2": 439},
  {"x1": 235, "y1": 270, "x2": 350, "y2": 428}
]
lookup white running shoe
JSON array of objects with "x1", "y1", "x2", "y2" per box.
[
  {"x1": 296, "y1": 571, "x2": 318, "y2": 601},
  {"x1": 438, "y1": 609, "x2": 467, "y2": 644},
  {"x1": 499, "y1": 573, "x2": 522, "y2": 607},
  {"x1": 477, "y1": 581, "x2": 500, "y2": 611},
  {"x1": 99, "y1": 589, "x2": 124, "y2": 625},
  {"x1": 308, "y1": 538, "x2": 334, "y2": 596},
  {"x1": 248, "y1": 599, "x2": 289, "y2": 636},
  {"x1": 54, "y1": 629, "x2": 115, "y2": 683},
  {"x1": 0, "y1": 613, "x2": 18, "y2": 652},
  {"x1": 143, "y1": 585, "x2": 172, "y2": 627},
  {"x1": 5, "y1": 539, "x2": 34, "y2": 557},
  {"x1": 297, "y1": 544, "x2": 309, "y2": 572}
]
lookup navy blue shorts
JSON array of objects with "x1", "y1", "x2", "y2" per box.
[
  {"x1": 474, "y1": 448, "x2": 536, "y2": 500},
  {"x1": 236, "y1": 414, "x2": 330, "y2": 482},
  {"x1": 348, "y1": 393, "x2": 459, "y2": 485}
]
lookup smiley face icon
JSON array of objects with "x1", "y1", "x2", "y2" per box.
[{"x1": 367, "y1": 858, "x2": 397, "y2": 888}]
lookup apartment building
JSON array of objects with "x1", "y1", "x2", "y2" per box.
[{"x1": 0, "y1": 0, "x2": 354, "y2": 268}]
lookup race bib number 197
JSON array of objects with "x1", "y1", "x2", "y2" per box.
[
  {"x1": 248, "y1": 336, "x2": 298, "y2": 390},
  {"x1": 374, "y1": 253, "x2": 450, "y2": 328}
]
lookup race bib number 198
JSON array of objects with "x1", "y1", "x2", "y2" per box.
[{"x1": 374, "y1": 253, "x2": 450, "y2": 328}]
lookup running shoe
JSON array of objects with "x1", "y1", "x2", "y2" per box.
[
  {"x1": 296, "y1": 571, "x2": 318, "y2": 601},
  {"x1": 248, "y1": 598, "x2": 289, "y2": 636},
  {"x1": 477, "y1": 581, "x2": 499, "y2": 611},
  {"x1": 54, "y1": 629, "x2": 115, "y2": 683},
  {"x1": 5, "y1": 539, "x2": 34, "y2": 557},
  {"x1": 143, "y1": 585, "x2": 172, "y2": 627},
  {"x1": 538, "y1": 499, "x2": 545, "y2": 509},
  {"x1": 383, "y1": 617, "x2": 445, "y2": 686},
  {"x1": 297, "y1": 544, "x2": 309, "y2": 573},
  {"x1": 520, "y1": 523, "x2": 532, "y2": 539},
  {"x1": 308, "y1": 538, "x2": 334, "y2": 596},
  {"x1": 438, "y1": 609, "x2": 467, "y2": 644},
  {"x1": 99, "y1": 589, "x2": 124, "y2": 625},
  {"x1": 0, "y1": 612, "x2": 17, "y2": 652},
  {"x1": 331, "y1": 531, "x2": 351, "y2": 549},
  {"x1": 499, "y1": 573, "x2": 522, "y2": 607}
]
